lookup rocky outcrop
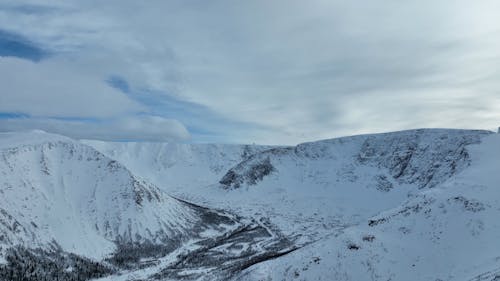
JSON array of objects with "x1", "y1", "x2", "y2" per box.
[
  {"x1": 219, "y1": 129, "x2": 492, "y2": 190},
  {"x1": 356, "y1": 129, "x2": 491, "y2": 188},
  {"x1": 220, "y1": 157, "x2": 276, "y2": 189}
]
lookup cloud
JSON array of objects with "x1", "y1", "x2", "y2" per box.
[
  {"x1": 1, "y1": 0, "x2": 500, "y2": 144},
  {"x1": 0, "y1": 56, "x2": 145, "y2": 118},
  {"x1": 0, "y1": 115, "x2": 190, "y2": 141}
]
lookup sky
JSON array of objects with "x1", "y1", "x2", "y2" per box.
[{"x1": 0, "y1": 0, "x2": 499, "y2": 145}]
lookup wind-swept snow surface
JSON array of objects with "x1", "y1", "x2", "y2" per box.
[
  {"x1": 0, "y1": 131, "x2": 292, "y2": 280},
  {"x1": 82, "y1": 140, "x2": 273, "y2": 193},
  {"x1": 0, "y1": 131, "x2": 223, "y2": 257},
  {"x1": 235, "y1": 131, "x2": 500, "y2": 281},
  {"x1": 2, "y1": 128, "x2": 499, "y2": 280},
  {"x1": 88, "y1": 128, "x2": 500, "y2": 280}
]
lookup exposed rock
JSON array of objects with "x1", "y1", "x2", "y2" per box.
[
  {"x1": 356, "y1": 129, "x2": 490, "y2": 188},
  {"x1": 448, "y1": 196, "x2": 486, "y2": 212},
  {"x1": 220, "y1": 157, "x2": 275, "y2": 189}
]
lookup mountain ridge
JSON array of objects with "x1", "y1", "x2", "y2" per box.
[{"x1": 1, "y1": 128, "x2": 499, "y2": 280}]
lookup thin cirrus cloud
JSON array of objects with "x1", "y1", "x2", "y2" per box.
[{"x1": 0, "y1": 0, "x2": 500, "y2": 144}]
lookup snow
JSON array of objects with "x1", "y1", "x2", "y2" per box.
[
  {"x1": 234, "y1": 132, "x2": 500, "y2": 280},
  {"x1": 0, "y1": 130, "x2": 238, "y2": 261},
  {"x1": 2, "y1": 128, "x2": 499, "y2": 280},
  {"x1": 85, "y1": 128, "x2": 499, "y2": 280},
  {"x1": 82, "y1": 140, "x2": 273, "y2": 193}
]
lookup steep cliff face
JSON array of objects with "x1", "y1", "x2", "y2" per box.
[
  {"x1": 354, "y1": 129, "x2": 489, "y2": 188},
  {"x1": 219, "y1": 129, "x2": 491, "y2": 190}
]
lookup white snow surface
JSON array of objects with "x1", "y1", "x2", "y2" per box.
[
  {"x1": 0, "y1": 130, "x2": 236, "y2": 261},
  {"x1": 2, "y1": 128, "x2": 500, "y2": 281},
  {"x1": 86, "y1": 128, "x2": 500, "y2": 280},
  {"x1": 82, "y1": 140, "x2": 273, "y2": 192},
  {"x1": 236, "y1": 131, "x2": 500, "y2": 281}
]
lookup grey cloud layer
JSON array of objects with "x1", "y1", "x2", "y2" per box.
[
  {"x1": 0, "y1": 57, "x2": 144, "y2": 117},
  {"x1": 1, "y1": 0, "x2": 499, "y2": 144}
]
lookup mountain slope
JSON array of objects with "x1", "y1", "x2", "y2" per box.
[
  {"x1": 196, "y1": 129, "x2": 488, "y2": 242},
  {"x1": 87, "y1": 128, "x2": 497, "y2": 280},
  {"x1": 220, "y1": 128, "x2": 489, "y2": 190},
  {"x1": 0, "y1": 131, "x2": 294, "y2": 280},
  {"x1": 0, "y1": 131, "x2": 232, "y2": 259},
  {"x1": 82, "y1": 140, "x2": 273, "y2": 195},
  {"x1": 236, "y1": 132, "x2": 500, "y2": 281},
  {"x1": 2, "y1": 128, "x2": 498, "y2": 281}
]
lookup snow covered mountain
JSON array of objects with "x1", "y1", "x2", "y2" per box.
[
  {"x1": 82, "y1": 140, "x2": 273, "y2": 196},
  {"x1": 0, "y1": 131, "x2": 293, "y2": 280},
  {"x1": 86, "y1": 128, "x2": 500, "y2": 281},
  {"x1": 1, "y1": 128, "x2": 499, "y2": 280},
  {"x1": 235, "y1": 130, "x2": 500, "y2": 281}
]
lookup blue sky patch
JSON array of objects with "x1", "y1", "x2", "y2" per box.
[
  {"x1": 0, "y1": 29, "x2": 48, "y2": 62},
  {"x1": 0, "y1": 112, "x2": 29, "y2": 119},
  {"x1": 107, "y1": 76, "x2": 131, "y2": 94}
]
